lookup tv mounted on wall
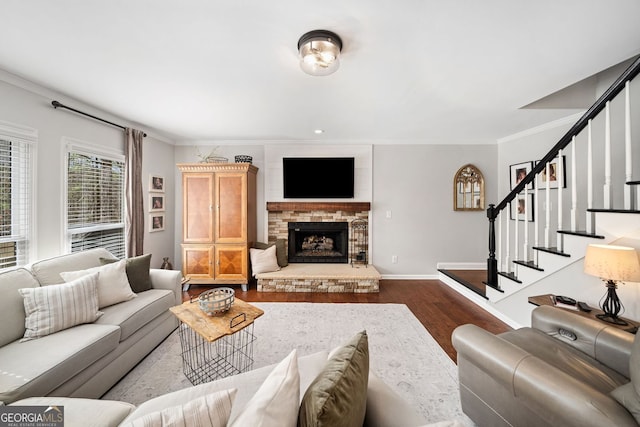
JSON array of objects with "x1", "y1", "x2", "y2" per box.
[{"x1": 283, "y1": 157, "x2": 355, "y2": 199}]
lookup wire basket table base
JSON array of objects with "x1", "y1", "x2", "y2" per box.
[{"x1": 177, "y1": 322, "x2": 256, "y2": 385}]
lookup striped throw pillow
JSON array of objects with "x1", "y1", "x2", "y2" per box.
[
  {"x1": 121, "y1": 389, "x2": 236, "y2": 427},
  {"x1": 19, "y1": 272, "x2": 102, "y2": 341}
]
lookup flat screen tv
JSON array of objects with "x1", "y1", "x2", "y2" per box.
[{"x1": 283, "y1": 157, "x2": 354, "y2": 198}]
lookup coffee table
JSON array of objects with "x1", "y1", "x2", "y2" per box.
[{"x1": 170, "y1": 297, "x2": 264, "y2": 385}]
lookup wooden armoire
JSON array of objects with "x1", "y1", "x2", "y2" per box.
[{"x1": 177, "y1": 163, "x2": 257, "y2": 291}]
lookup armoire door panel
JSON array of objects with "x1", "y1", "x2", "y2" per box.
[
  {"x1": 183, "y1": 174, "x2": 214, "y2": 242},
  {"x1": 215, "y1": 173, "x2": 247, "y2": 243},
  {"x1": 182, "y1": 245, "x2": 214, "y2": 280},
  {"x1": 215, "y1": 245, "x2": 247, "y2": 280}
]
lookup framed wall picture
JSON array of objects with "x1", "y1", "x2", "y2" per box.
[
  {"x1": 149, "y1": 175, "x2": 165, "y2": 192},
  {"x1": 535, "y1": 156, "x2": 566, "y2": 189},
  {"x1": 510, "y1": 194, "x2": 534, "y2": 222},
  {"x1": 149, "y1": 214, "x2": 165, "y2": 232},
  {"x1": 510, "y1": 161, "x2": 533, "y2": 190},
  {"x1": 149, "y1": 194, "x2": 164, "y2": 212}
]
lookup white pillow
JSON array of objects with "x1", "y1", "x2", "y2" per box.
[
  {"x1": 19, "y1": 272, "x2": 102, "y2": 341},
  {"x1": 60, "y1": 259, "x2": 136, "y2": 308},
  {"x1": 230, "y1": 349, "x2": 300, "y2": 427},
  {"x1": 120, "y1": 388, "x2": 237, "y2": 427},
  {"x1": 250, "y1": 245, "x2": 280, "y2": 276}
]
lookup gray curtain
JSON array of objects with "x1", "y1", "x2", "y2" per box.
[{"x1": 125, "y1": 128, "x2": 144, "y2": 257}]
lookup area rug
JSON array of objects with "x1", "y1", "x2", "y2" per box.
[{"x1": 103, "y1": 303, "x2": 473, "y2": 426}]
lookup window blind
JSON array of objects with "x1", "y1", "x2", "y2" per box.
[
  {"x1": 0, "y1": 138, "x2": 32, "y2": 270},
  {"x1": 67, "y1": 151, "x2": 125, "y2": 259}
]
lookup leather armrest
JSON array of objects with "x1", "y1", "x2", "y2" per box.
[
  {"x1": 452, "y1": 324, "x2": 529, "y2": 392},
  {"x1": 531, "y1": 306, "x2": 634, "y2": 377}
]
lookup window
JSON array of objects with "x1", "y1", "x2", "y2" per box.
[
  {"x1": 0, "y1": 122, "x2": 35, "y2": 271},
  {"x1": 66, "y1": 143, "x2": 125, "y2": 259}
]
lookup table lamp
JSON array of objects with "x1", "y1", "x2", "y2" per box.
[{"x1": 583, "y1": 244, "x2": 640, "y2": 325}]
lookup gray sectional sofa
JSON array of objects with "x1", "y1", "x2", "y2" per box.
[{"x1": 0, "y1": 248, "x2": 182, "y2": 404}]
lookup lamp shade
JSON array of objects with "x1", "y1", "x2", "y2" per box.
[
  {"x1": 584, "y1": 244, "x2": 640, "y2": 282},
  {"x1": 298, "y1": 30, "x2": 342, "y2": 76}
]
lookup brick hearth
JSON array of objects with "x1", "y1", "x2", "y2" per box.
[{"x1": 255, "y1": 263, "x2": 380, "y2": 293}]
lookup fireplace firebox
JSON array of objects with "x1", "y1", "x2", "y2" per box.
[{"x1": 288, "y1": 222, "x2": 348, "y2": 263}]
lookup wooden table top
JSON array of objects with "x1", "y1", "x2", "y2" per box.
[
  {"x1": 170, "y1": 298, "x2": 264, "y2": 342},
  {"x1": 528, "y1": 293, "x2": 637, "y2": 334}
]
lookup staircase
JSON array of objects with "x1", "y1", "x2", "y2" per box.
[{"x1": 441, "y1": 56, "x2": 640, "y2": 328}]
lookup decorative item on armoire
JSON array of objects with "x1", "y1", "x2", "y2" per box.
[{"x1": 235, "y1": 155, "x2": 252, "y2": 164}]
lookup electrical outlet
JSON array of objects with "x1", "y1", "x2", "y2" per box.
[
  {"x1": 386, "y1": 210, "x2": 392, "y2": 219},
  {"x1": 391, "y1": 255, "x2": 398, "y2": 264}
]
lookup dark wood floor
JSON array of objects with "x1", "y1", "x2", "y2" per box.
[{"x1": 183, "y1": 276, "x2": 512, "y2": 362}]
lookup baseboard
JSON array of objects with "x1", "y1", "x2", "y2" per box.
[
  {"x1": 436, "y1": 262, "x2": 485, "y2": 270},
  {"x1": 381, "y1": 274, "x2": 440, "y2": 280}
]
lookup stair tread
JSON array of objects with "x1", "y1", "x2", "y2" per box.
[
  {"x1": 557, "y1": 230, "x2": 605, "y2": 239},
  {"x1": 588, "y1": 208, "x2": 640, "y2": 214},
  {"x1": 438, "y1": 269, "x2": 487, "y2": 299},
  {"x1": 498, "y1": 271, "x2": 522, "y2": 284},
  {"x1": 532, "y1": 246, "x2": 571, "y2": 257},
  {"x1": 513, "y1": 260, "x2": 544, "y2": 271},
  {"x1": 482, "y1": 281, "x2": 504, "y2": 293}
]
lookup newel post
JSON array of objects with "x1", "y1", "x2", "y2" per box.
[{"x1": 487, "y1": 204, "x2": 498, "y2": 288}]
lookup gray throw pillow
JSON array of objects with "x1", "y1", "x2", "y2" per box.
[
  {"x1": 298, "y1": 331, "x2": 369, "y2": 427},
  {"x1": 100, "y1": 253, "x2": 152, "y2": 293}
]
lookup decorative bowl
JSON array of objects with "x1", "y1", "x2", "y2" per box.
[
  {"x1": 198, "y1": 287, "x2": 235, "y2": 316},
  {"x1": 235, "y1": 155, "x2": 253, "y2": 164}
]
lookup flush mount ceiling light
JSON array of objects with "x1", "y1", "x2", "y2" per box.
[{"x1": 297, "y1": 30, "x2": 342, "y2": 76}]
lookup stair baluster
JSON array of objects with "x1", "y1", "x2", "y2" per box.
[
  {"x1": 570, "y1": 136, "x2": 578, "y2": 231},
  {"x1": 624, "y1": 81, "x2": 633, "y2": 210},
  {"x1": 544, "y1": 162, "x2": 551, "y2": 247},
  {"x1": 604, "y1": 101, "x2": 612, "y2": 209},
  {"x1": 587, "y1": 119, "x2": 594, "y2": 233},
  {"x1": 557, "y1": 148, "x2": 564, "y2": 252}
]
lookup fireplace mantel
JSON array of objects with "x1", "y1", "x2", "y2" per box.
[{"x1": 266, "y1": 202, "x2": 371, "y2": 212}]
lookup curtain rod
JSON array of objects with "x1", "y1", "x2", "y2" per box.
[{"x1": 51, "y1": 100, "x2": 147, "y2": 137}]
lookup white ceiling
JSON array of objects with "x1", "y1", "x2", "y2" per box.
[{"x1": 1, "y1": 1, "x2": 640, "y2": 144}]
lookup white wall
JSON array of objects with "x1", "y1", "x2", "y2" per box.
[
  {"x1": 263, "y1": 144, "x2": 373, "y2": 205},
  {"x1": 0, "y1": 73, "x2": 176, "y2": 267},
  {"x1": 372, "y1": 144, "x2": 498, "y2": 277}
]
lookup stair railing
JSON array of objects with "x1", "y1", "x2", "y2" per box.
[{"x1": 486, "y1": 56, "x2": 640, "y2": 289}]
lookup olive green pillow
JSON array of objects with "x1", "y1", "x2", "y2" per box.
[
  {"x1": 253, "y1": 239, "x2": 288, "y2": 267},
  {"x1": 298, "y1": 331, "x2": 369, "y2": 427},
  {"x1": 100, "y1": 253, "x2": 152, "y2": 293}
]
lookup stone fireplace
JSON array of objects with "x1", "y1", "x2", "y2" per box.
[
  {"x1": 259, "y1": 202, "x2": 378, "y2": 293},
  {"x1": 288, "y1": 221, "x2": 349, "y2": 263},
  {"x1": 266, "y1": 202, "x2": 370, "y2": 264}
]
